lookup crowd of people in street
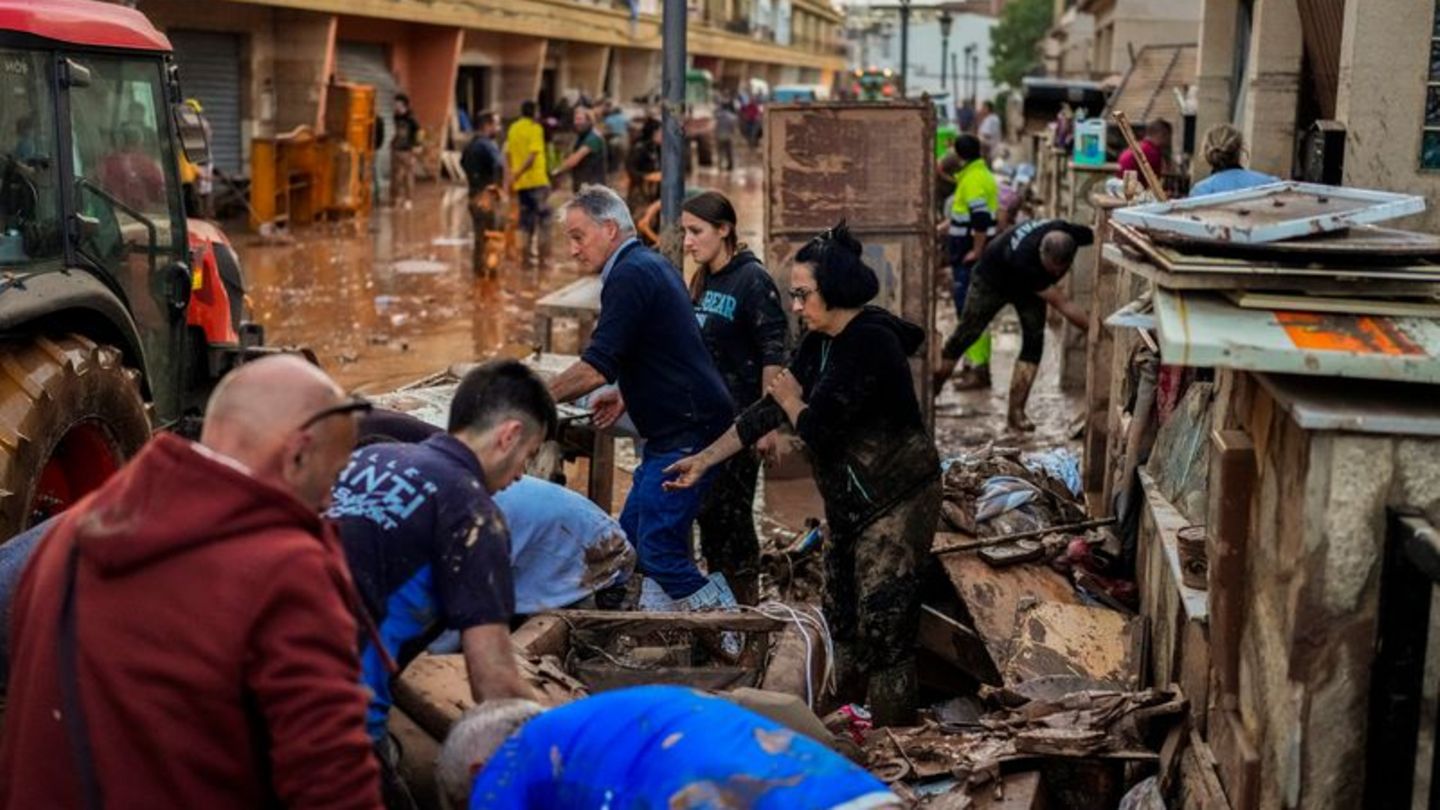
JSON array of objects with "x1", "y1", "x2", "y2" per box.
[{"x1": 0, "y1": 68, "x2": 1143, "y2": 806}]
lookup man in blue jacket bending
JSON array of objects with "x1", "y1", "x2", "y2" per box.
[
  {"x1": 547, "y1": 184, "x2": 737, "y2": 613},
  {"x1": 436, "y1": 686, "x2": 902, "y2": 810}
]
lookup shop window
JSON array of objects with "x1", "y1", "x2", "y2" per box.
[{"x1": 1423, "y1": 4, "x2": 1440, "y2": 169}]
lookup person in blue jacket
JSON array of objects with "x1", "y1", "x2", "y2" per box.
[
  {"x1": 547, "y1": 184, "x2": 738, "y2": 614},
  {"x1": 435, "y1": 685, "x2": 902, "y2": 810},
  {"x1": 1190, "y1": 124, "x2": 1276, "y2": 197}
]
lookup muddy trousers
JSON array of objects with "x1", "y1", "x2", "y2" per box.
[
  {"x1": 823, "y1": 479, "x2": 942, "y2": 727},
  {"x1": 697, "y1": 450, "x2": 762, "y2": 606},
  {"x1": 942, "y1": 272, "x2": 1046, "y2": 366},
  {"x1": 390, "y1": 149, "x2": 416, "y2": 205}
]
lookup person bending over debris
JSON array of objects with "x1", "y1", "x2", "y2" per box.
[
  {"x1": 327, "y1": 361, "x2": 555, "y2": 809},
  {"x1": 547, "y1": 184, "x2": 737, "y2": 614},
  {"x1": 436, "y1": 686, "x2": 901, "y2": 809},
  {"x1": 665, "y1": 223, "x2": 942, "y2": 726},
  {"x1": 933, "y1": 219, "x2": 1094, "y2": 432},
  {"x1": 0, "y1": 355, "x2": 382, "y2": 809},
  {"x1": 682, "y1": 190, "x2": 790, "y2": 606}
]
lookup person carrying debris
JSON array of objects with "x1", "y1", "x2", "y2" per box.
[
  {"x1": 937, "y1": 133, "x2": 1000, "y2": 390},
  {"x1": 664, "y1": 223, "x2": 942, "y2": 726},
  {"x1": 0, "y1": 356, "x2": 382, "y2": 809},
  {"x1": 933, "y1": 219, "x2": 1094, "y2": 432},
  {"x1": 547, "y1": 185, "x2": 738, "y2": 615},
  {"x1": 680, "y1": 190, "x2": 790, "y2": 606},
  {"x1": 505, "y1": 100, "x2": 552, "y2": 264},
  {"x1": 435, "y1": 686, "x2": 902, "y2": 809},
  {"x1": 1190, "y1": 123, "x2": 1276, "y2": 197},
  {"x1": 327, "y1": 361, "x2": 554, "y2": 810}
]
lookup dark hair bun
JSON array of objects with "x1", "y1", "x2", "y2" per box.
[{"x1": 829, "y1": 220, "x2": 863, "y2": 258}]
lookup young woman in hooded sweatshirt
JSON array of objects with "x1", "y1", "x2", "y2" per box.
[
  {"x1": 665, "y1": 222, "x2": 941, "y2": 725},
  {"x1": 681, "y1": 191, "x2": 790, "y2": 607}
]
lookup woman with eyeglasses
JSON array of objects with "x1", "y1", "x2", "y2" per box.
[
  {"x1": 664, "y1": 222, "x2": 941, "y2": 726},
  {"x1": 678, "y1": 190, "x2": 789, "y2": 607}
]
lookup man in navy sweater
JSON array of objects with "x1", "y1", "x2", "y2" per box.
[{"x1": 548, "y1": 184, "x2": 738, "y2": 613}]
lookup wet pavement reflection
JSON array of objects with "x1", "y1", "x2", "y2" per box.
[
  {"x1": 234, "y1": 154, "x2": 1077, "y2": 461},
  {"x1": 236, "y1": 163, "x2": 769, "y2": 394}
]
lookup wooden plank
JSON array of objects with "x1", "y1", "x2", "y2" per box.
[
  {"x1": 918, "y1": 604, "x2": 1003, "y2": 685},
  {"x1": 572, "y1": 661, "x2": 757, "y2": 693},
  {"x1": 968, "y1": 770, "x2": 1047, "y2": 810},
  {"x1": 1178, "y1": 729, "x2": 1232, "y2": 810},
  {"x1": 1206, "y1": 430, "x2": 1255, "y2": 698},
  {"x1": 1103, "y1": 243, "x2": 1440, "y2": 293},
  {"x1": 1002, "y1": 601, "x2": 1143, "y2": 689},
  {"x1": 512, "y1": 615, "x2": 570, "y2": 658},
  {"x1": 939, "y1": 554, "x2": 1080, "y2": 673},
  {"x1": 1209, "y1": 708, "x2": 1260, "y2": 810},
  {"x1": 546, "y1": 609, "x2": 787, "y2": 634},
  {"x1": 1226, "y1": 290, "x2": 1440, "y2": 318}
]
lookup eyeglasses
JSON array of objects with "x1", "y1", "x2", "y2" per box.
[
  {"x1": 789, "y1": 287, "x2": 815, "y2": 303},
  {"x1": 299, "y1": 396, "x2": 374, "y2": 431}
]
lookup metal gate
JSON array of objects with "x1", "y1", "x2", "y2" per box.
[
  {"x1": 167, "y1": 30, "x2": 243, "y2": 174},
  {"x1": 336, "y1": 42, "x2": 397, "y2": 196}
]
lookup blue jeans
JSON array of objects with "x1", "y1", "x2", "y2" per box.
[{"x1": 621, "y1": 447, "x2": 714, "y2": 599}]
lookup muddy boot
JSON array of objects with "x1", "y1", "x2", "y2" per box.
[
  {"x1": 931, "y1": 358, "x2": 958, "y2": 393},
  {"x1": 1007, "y1": 360, "x2": 1039, "y2": 433},
  {"x1": 866, "y1": 661, "x2": 918, "y2": 727},
  {"x1": 823, "y1": 642, "x2": 867, "y2": 713},
  {"x1": 951, "y1": 363, "x2": 991, "y2": 391}
]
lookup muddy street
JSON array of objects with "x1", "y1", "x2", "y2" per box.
[{"x1": 236, "y1": 165, "x2": 768, "y2": 395}]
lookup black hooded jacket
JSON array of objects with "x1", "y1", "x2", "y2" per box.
[{"x1": 735, "y1": 306, "x2": 940, "y2": 535}]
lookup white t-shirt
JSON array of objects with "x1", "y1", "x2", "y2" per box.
[{"x1": 979, "y1": 112, "x2": 1002, "y2": 146}]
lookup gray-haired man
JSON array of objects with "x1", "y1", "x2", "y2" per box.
[{"x1": 547, "y1": 185, "x2": 736, "y2": 613}]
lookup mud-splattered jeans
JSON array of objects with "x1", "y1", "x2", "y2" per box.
[{"x1": 823, "y1": 479, "x2": 942, "y2": 726}]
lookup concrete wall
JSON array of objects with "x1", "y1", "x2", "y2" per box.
[
  {"x1": 1191, "y1": 0, "x2": 1238, "y2": 183},
  {"x1": 1336, "y1": 0, "x2": 1440, "y2": 232},
  {"x1": 274, "y1": 10, "x2": 336, "y2": 133},
  {"x1": 1092, "y1": 0, "x2": 1202, "y2": 74},
  {"x1": 1239, "y1": 0, "x2": 1302, "y2": 177},
  {"x1": 612, "y1": 47, "x2": 659, "y2": 102}
]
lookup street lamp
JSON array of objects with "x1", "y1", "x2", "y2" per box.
[
  {"x1": 938, "y1": 10, "x2": 953, "y2": 101},
  {"x1": 970, "y1": 49, "x2": 980, "y2": 105},
  {"x1": 962, "y1": 43, "x2": 975, "y2": 105}
]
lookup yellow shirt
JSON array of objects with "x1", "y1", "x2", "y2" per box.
[{"x1": 505, "y1": 116, "x2": 549, "y2": 191}]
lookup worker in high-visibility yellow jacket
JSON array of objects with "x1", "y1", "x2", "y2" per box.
[{"x1": 936, "y1": 133, "x2": 999, "y2": 390}]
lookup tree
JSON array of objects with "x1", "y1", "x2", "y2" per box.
[{"x1": 989, "y1": 0, "x2": 1052, "y2": 91}]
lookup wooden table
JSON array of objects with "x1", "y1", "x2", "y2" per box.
[
  {"x1": 535, "y1": 276, "x2": 602, "y2": 352},
  {"x1": 371, "y1": 353, "x2": 617, "y2": 510}
]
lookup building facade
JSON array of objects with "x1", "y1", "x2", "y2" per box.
[
  {"x1": 126, "y1": 0, "x2": 844, "y2": 178},
  {"x1": 1192, "y1": 0, "x2": 1440, "y2": 232},
  {"x1": 1045, "y1": 0, "x2": 1199, "y2": 80},
  {"x1": 843, "y1": 2, "x2": 998, "y2": 102}
]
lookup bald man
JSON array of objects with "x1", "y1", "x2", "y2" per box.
[
  {"x1": 0, "y1": 356, "x2": 383, "y2": 810},
  {"x1": 934, "y1": 219, "x2": 1093, "y2": 432},
  {"x1": 550, "y1": 106, "x2": 608, "y2": 191}
]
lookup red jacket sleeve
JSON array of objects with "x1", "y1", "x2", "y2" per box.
[{"x1": 245, "y1": 539, "x2": 383, "y2": 809}]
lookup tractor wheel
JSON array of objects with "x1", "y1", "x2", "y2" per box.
[{"x1": 0, "y1": 334, "x2": 150, "y2": 540}]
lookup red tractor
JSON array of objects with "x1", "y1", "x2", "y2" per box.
[{"x1": 0, "y1": 0, "x2": 263, "y2": 538}]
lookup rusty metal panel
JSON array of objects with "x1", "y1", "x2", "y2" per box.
[
  {"x1": 765, "y1": 101, "x2": 935, "y2": 236},
  {"x1": 764, "y1": 101, "x2": 937, "y2": 420},
  {"x1": 1113, "y1": 182, "x2": 1427, "y2": 244}
]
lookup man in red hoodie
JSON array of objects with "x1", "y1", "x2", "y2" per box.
[{"x1": 0, "y1": 355, "x2": 383, "y2": 809}]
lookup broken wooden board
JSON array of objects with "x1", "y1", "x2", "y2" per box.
[
  {"x1": 546, "y1": 609, "x2": 787, "y2": 635},
  {"x1": 1001, "y1": 601, "x2": 1143, "y2": 689},
  {"x1": 758, "y1": 619, "x2": 831, "y2": 707},
  {"x1": 572, "y1": 661, "x2": 758, "y2": 693},
  {"x1": 512, "y1": 614, "x2": 570, "y2": 658},
  {"x1": 919, "y1": 604, "x2": 1003, "y2": 685},
  {"x1": 1103, "y1": 242, "x2": 1440, "y2": 295},
  {"x1": 939, "y1": 553, "x2": 1081, "y2": 678},
  {"x1": 918, "y1": 771, "x2": 1047, "y2": 810},
  {"x1": 1226, "y1": 290, "x2": 1440, "y2": 318},
  {"x1": 389, "y1": 709, "x2": 442, "y2": 809},
  {"x1": 394, "y1": 653, "x2": 586, "y2": 741}
]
